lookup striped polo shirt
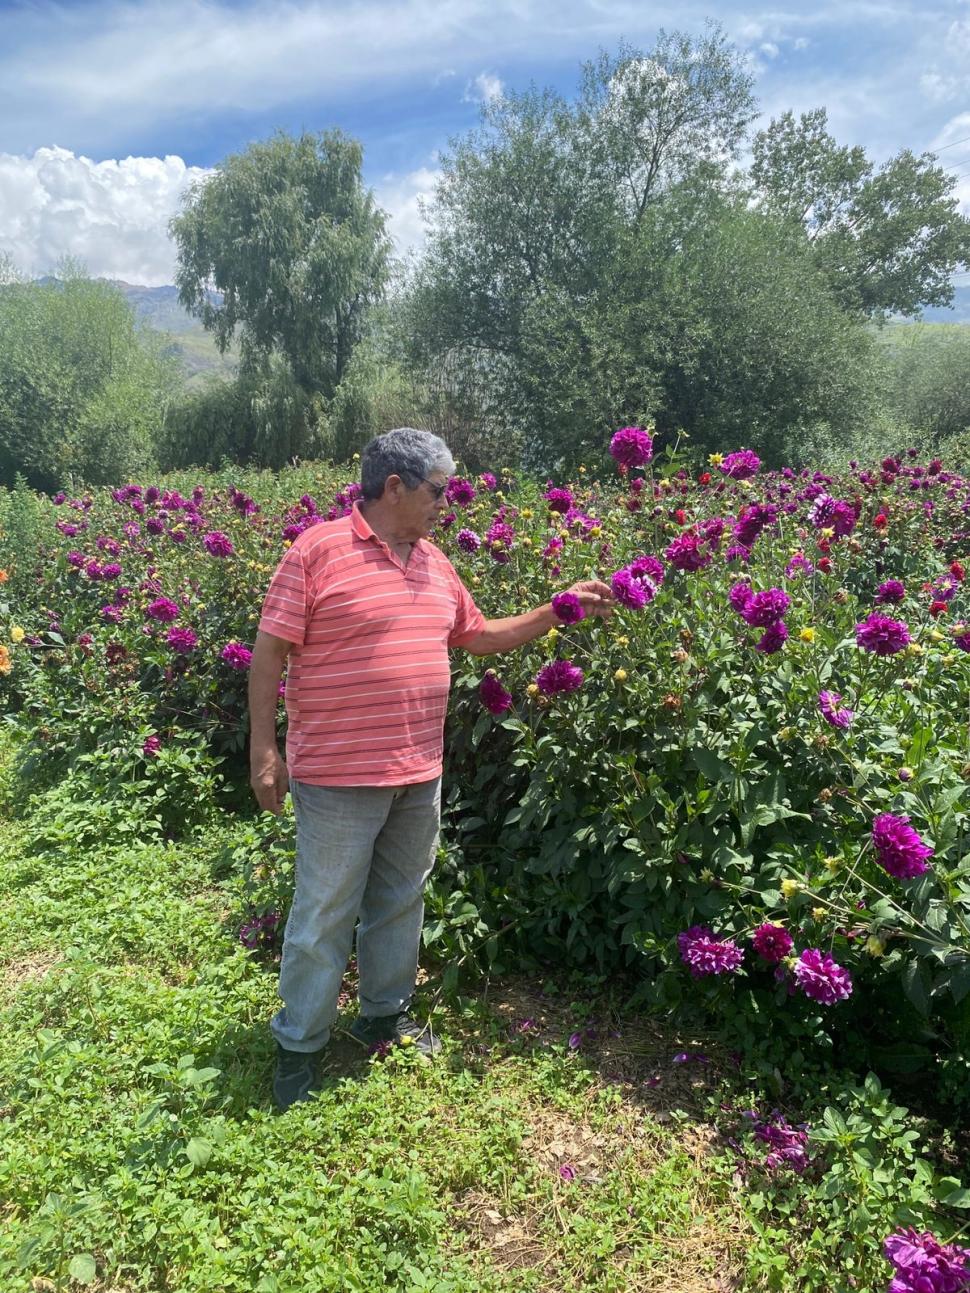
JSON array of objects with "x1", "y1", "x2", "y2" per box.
[{"x1": 258, "y1": 501, "x2": 485, "y2": 786}]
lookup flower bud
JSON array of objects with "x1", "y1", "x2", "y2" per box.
[
  {"x1": 897, "y1": 766, "x2": 914, "y2": 782},
  {"x1": 614, "y1": 668, "x2": 628, "y2": 682}
]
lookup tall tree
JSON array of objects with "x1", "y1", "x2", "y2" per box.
[
  {"x1": 171, "y1": 130, "x2": 391, "y2": 399},
  {"x1": 751, "y1": 109, "x2": 970, "y2": 318}
]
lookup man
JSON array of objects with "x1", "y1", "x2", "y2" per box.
[{"x1": 249, "y1": 428, "x2": 612, "y2": 1110}]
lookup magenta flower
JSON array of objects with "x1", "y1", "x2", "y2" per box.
[
  {"x1": 856, "y1": 613, "x2": 911, "y2": 655},
  {"x1": 203, "y1": 530, "x2": 234, "y2": 558},
  {"x1": 665, "y1": 532, "x2": 712, "y2": 572},
  {"x1": 729, "y1": 582, "x2": 753, "y2": 614},
  {"x1": 611, "y1": 567, "x2": 657, "y2": 610},
  {"x1": 883, "y1": 1227, "x2": 970, "y2": 1293},
  {"x1": 752, "y1": 923, "x2": 793, "y2": 964},
  {"x1": 786, "y1": 553, "x2": 814, "y2": 578},
  {"x1": 740, "y1": 588, "x2": 791, "y2": 627},
  {"x1": 818, "y1": 691, "x2": 854, "y2": 729},
  {"x1": 793, "y1": 949, "x2": 852, "y2": 1005},
  {"x1": 446, "y1": 477, "x2": 476, "y2": 507},
  {"x1": 147, "y1": 597, "x2": 180, "y2": 623},
  {"x1": 544, "y1": 486, "x2": 574, "y2": 514},
  {"x1": 166, "y1": 626, "x2": 199, "y2": 654},
  {"x1": 479, "y1": 671, "x2": 513, "y2": 715},
  {"x1": 871, "y1": 813, "x2": 933, "y2": 879},
  {"x1": 719, "y1": 449, "x2": 761, "y2": 480},
  {"x1": 221, "y1": 642, "x2": 253, "y2": 670},
  {"x1": 456, "y1": 528, "x2": 481, "y2": 553},
  {"x1": 479, "y1": 472, "x2": 498, "y2": 491},
  {"x1": 753, "y1": 1115, "x2": 810, "y2": 1173},
  {"x1": 756, "y1": 621, "x2": 788, "y2": 654},
  {"x1": 629, "y1": 554, "x2": 665, "y2": 583},
  {"x1": 609, "y1": 426, "x2": 653, "y2": 468},
  {"x1": 142, "y1": 735, "x2": 162, "y2": 758},
  {"x1": 536, "y1": 659, "x2": 584, "y2": 695},
  {"x1": 678, "y1": 926, "x2": 744, "y2": 977},
  {"x1": 559, "y1": 1163, "x2": 577, "y2": 1182},
  {"x1": 874, "y1": 579, "x2": 906, "y2": 605},
  {"x1": 551, "y1": 592, "x2": 585, "y2": 624}
]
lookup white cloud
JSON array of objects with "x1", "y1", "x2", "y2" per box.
[
  {"x1": 0, "y1": 148, "x2": 210, "y2": 284},
  {"x1": 375, "y1": 166, "x2": 441, "y2": 255},
  {"x1": 759, "y1": 42, "x2": 780, "y2": 59},
  {"x1": 463, "y1": 71, "x2": 504, "y2": 103},
  {"x1": 793, "y1": 37, "x2": 810, "y2": 50}
]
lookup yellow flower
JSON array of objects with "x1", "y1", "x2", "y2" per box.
[
  {"x1": 547, "y1": 627, "x2": 559, "y2": 641},
  {"x1": 521, "y1": 537, "x2": 533, "y2": 547},
  {"x1": 0, "y1": 645, "x2": 10, "y2": 674},
  {"x1": 907, "y1": 641, "x2": 925, "y2": 655},
  {"x1": 820, "y1": 527, "x2": 835, "y2": 539},
  {"x1": 812, "y1": 907, "x2": 826, "y2": 921},
  {"x1": 197, "y1": 603, "x2": 206, "y2": 612},
  {"x1": 928, "y1": 630, "x2": 944, "y2": 644},
  {"x1": 10, "y1": 626, "x2": 25, "y2": 643},
  {"x1": 520, "y1": 508, "x2": 533, "y2": 520},
  {"x1": 471, "y1": 576, "x2": 480, "y2": 586},
  {"x1": 781, "y1": 879, "x2": 801, "y2": 900},
  {"x1": 352, "y1": 452, "x2": 360, "y2": 461},
  {"x1": 398, "y1": 1034, "x2": 415, "y2": 1047},
  {"x1": 708, "y1": 453, "x2": 723, "y2": 466},
  {"x1": 614, "y1": 668, "x2": 627, "y2": 682},
  {"x1": 823, "y1": 855, "x2": 842, "y2": 875},
  {"x1": 526, "y1": 683, "x2": 540, "y2": 697},
  {"x1": 865, "y1": 936, "x2": 886, "y2": 957},
  {"x1": 616, "y1": 634, "x2": 630, "y2": 647},
  {"x1": 589, "y1": 525, "x2": 602, "y2": 538},
  {"x1": 578, "y1": 465, "x2": 587, "y2": 474},
  {"x1": 495, "y1": 491, "x2": 505, "y2": 502},
  {"x1": 699, "y1": 867, "x2": 714, "y2": 883},
  {"x1": 659, "y1": 477, "x2": 671, "y2": 489},
  {"x1": 798, "y1": 627, "x2": 815, "y2": 643}
]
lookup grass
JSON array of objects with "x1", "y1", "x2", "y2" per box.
[{"x1": 0, "y1": 803, "x2": 759, "y2": 1293}]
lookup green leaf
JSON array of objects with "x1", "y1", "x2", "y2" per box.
[
  {"x1": 943, "y1": 1187, "x2": 970, "y2": 1208},
  {"x1": 185, "y1": 1137, "x2": 213, "y2": 1167},
  {"x1": 901, "y1": 960, "x2": 931, "y2": 1017},
  {"x1": 68, "y1": 1254, "x2": 97, "y2": 1284}
]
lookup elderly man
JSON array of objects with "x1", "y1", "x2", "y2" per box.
[{"x1": 250, "y1": 428, "x2": 611, "y2": 1109}]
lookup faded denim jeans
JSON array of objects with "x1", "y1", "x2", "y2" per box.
[{"x1": 270, "y1": 776, "x2": 442, "y2": 1053}]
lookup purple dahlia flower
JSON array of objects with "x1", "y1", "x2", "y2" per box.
[
  {"x1": 147, "y1": 597, "x2": 180, "y2": 623},
  {"x1": 871, "y1": 813, "x2": 933, "y2": 879},
  {"x1": 678, "y1": 926, "x2": 744, "y2": 977},
  {"x1": 629, "y1": 554, "x2": 665, "y2": 583},
  {"x1": 166, "y1": 626, "x2": 198, "y2": 654},
  {"x1": 446, "y1": 477, "x2": 476, "y2": 507},
  {"x1": 856, "y1": 613, "x2": 911, "y2": 655},
  {"x1": 456, "y1": 528, "x2": 481, "y2": 553},
  {"x1": 756, "y1": 621, "x2": 789, "y2": 654},
  {"x1": 142, "y1": 735, "x2": 162, "y2": 758},
  {"x1": 719, "y1": 449, "x2": 761, "y2": 480},
  {"x1": 883, "y1": 1227, "x2": 970, "y2": 1293},
  {"x1": 740, "y1": 588, "x2": 791, "y2": 627},
  {"x1": 535, "y1": 659, "x2": 584, "y2": 695},
  {"x1": 221, "y1": 642, "x2": 253, "y2": 670},
  {"x1": 665, "y1": 531, "x2": 711, "y2": 572},
  {"x1": 203, "y1": 530, "x2": 234, "y2": 558},
  {"x1": 479, "y1": 671, "x2": 513, "y2": 715},
  {"x1": 874, "y1": 579, "x2": 906, "y2": 604},
  {"x1": 609, "y1": 426, "x2": 653, "y2": 468},
  {"x1": 551, "y1": 592, "x2": 585, "y2": 624},
  {"x1": 611, "y1": 567, "x2": 657, "y2": 610},
  {"x1": 793, "y1": 949, "x2": 852, "y2": 1005},
  {"x1": 751, "y1": 923, "x2": 793, "y2": 964},
  {"x1": 818, "y1": 690, "x2": 854, "y2": 729},
  {"x1": 544, "y1": 486, "x2": 574, "y2": 514}
]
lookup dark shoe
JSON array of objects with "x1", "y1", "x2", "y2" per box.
[
  {"x1": 348, "y1": 1008, "x2": 441, "y2": 1057},
  {"x1": 273, "y1": 1043, "x2": 326, "y2": 1110}
]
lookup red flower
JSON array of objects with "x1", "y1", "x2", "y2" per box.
[
  {"x1": 873, "y1": 513, "x2": 888, "y2": 528},
  {"x1": 818, "y1": 557, "x2": 833, "y2": 573},
  {"x1": 950, "y1": 560, "x2": 965, "y2": 582},
  {"x1": 699, "y1": 472, "x2": 711, "y2": 486},
  {"x1": 674, "y1": 508, "x2": 688, "y2": 525},
  {"x1": 930, "y1": 600, "x2": 949, "y2": 617},
  {"x1": 817, "y1": 538, "x2": 831, "y2": 553}
]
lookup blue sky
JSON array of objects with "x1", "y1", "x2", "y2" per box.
[{"x1": 1, "y1": 0, "x2": 969, "y2": 283}]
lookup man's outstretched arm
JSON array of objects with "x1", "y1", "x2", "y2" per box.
[{"x1": 461, "y1": 580, "x2": 613, "y2": 656}]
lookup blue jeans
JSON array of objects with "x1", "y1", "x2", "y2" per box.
[{"x1": 270, "y1": 776, "x2": 442, "y2": 1052}]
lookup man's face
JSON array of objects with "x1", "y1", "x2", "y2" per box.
[{"x1": 391, "y1": 471, "x2": 449, "y2": 539}]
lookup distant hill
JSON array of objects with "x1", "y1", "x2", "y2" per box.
[
  {"x1": 107, "y1": 281, "x2": 236, "y2": 386},
  {"x1": 904, "y1": 284, "x2": 970, "y2": 324}
]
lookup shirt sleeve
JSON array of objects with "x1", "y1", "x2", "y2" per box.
[
  {"x1": 258, "y1": 543, "x2": 310, "y2": 645},
  {"x1": 446, "y1": 563, "x2": 486, "y2": 648}
]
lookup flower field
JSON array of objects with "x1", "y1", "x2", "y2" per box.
[{"x1": 2, "y1": 435, "x2": 970, "y2": 1287}]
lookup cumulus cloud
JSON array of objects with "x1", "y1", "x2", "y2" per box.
[
  {"x1": 759, "y1": 42, "x2": 780, "y2": 59},
  {"x1": 0, "y1": 148, "x2": 210, "y2": 284},
  {"x1": 375, "y1": 165, "x2": 441, "y2": 255},
  {"x1": 463, "y1": 71, "x2": 504, "y2": 103}
]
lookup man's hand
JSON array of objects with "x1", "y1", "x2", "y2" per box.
[
  {"x1": 250, "y1": 745, "x2": 290, "y2": 815},
  {"x1": 566, "y1": 579, "x2": 615, "y2": 619}
]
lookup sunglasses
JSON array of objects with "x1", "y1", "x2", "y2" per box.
[{"x1": 416, "y1": 476, "x2": 448, "y2": 501}]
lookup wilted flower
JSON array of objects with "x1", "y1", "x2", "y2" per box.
[
  {"x1": 871, "y1": 813, "x2": 933, "y2": 879},
  {"x1": 793, "y1": 949, "x2": 852, "y2": 1004},
  {"x1": 818, "y1": 691, "x2": 854, "y2": 729}
]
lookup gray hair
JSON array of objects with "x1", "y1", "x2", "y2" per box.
[{"x1": 359, "y1": 428, "x2": 456, "y2": 500}]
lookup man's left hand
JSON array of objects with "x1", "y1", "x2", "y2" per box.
[{"x1": 565, "y1": 579, "x2": 615, "y2": 618}]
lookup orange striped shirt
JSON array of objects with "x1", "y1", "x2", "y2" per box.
[{"x1": 258, "y1": 502, "x2": 485, "y2": 786}]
